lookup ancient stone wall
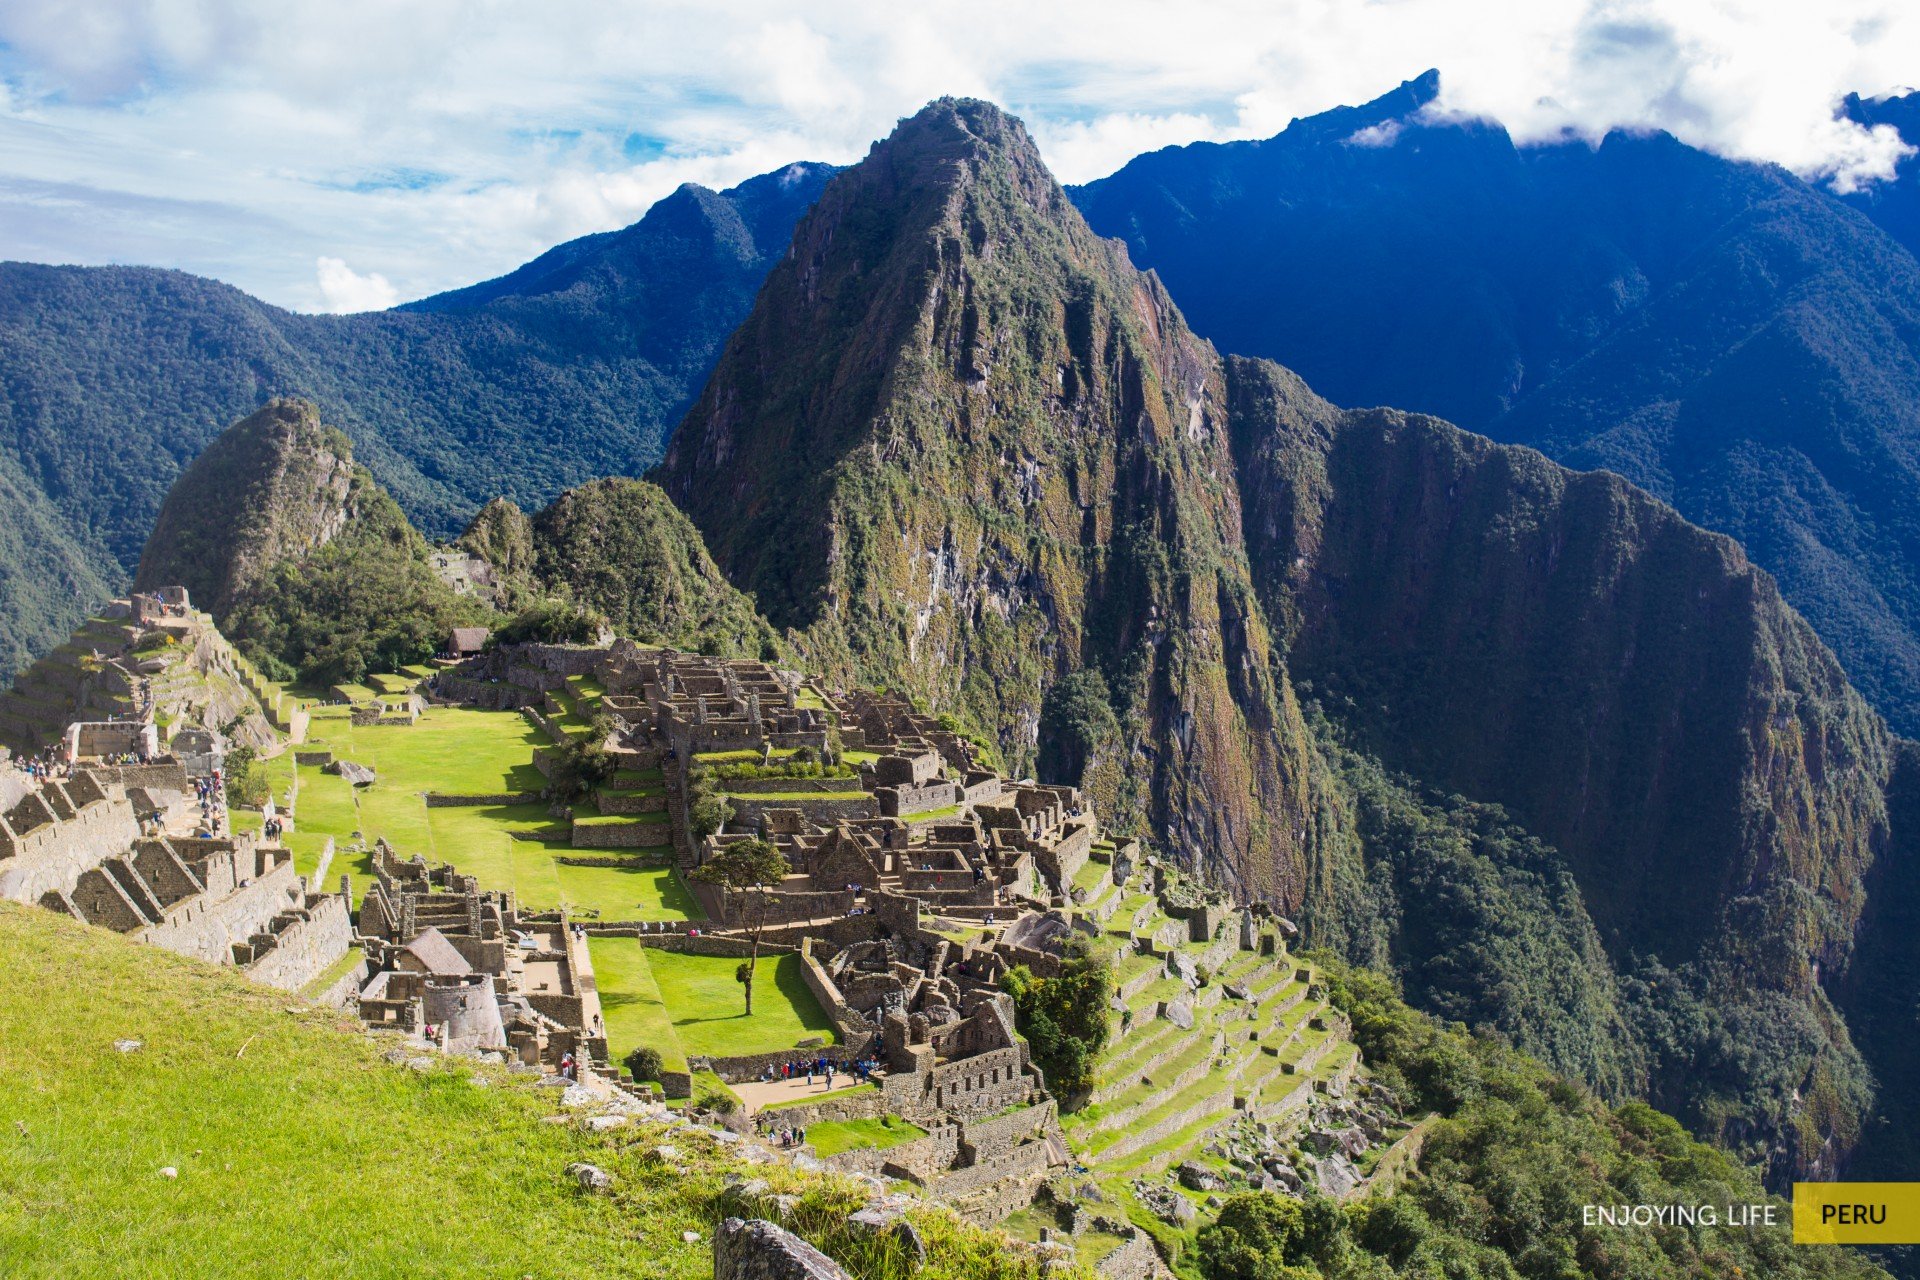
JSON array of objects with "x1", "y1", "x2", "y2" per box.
[
  {"x1": 238, "y1": 892, "x2": 353, "y2": 991},
  {"x1": 141, "y1": 851, "x2": 304, "y2": 966},
  {"x1": 0, "y1": 784, "x2": 141, "y2": 903},
  {"x1": 571, "y1": 820, "x2": 672, "y2": 849}
]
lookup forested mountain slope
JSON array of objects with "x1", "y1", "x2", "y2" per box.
[
  {"x1": 0, "y1": 161, "x2": 831, "y2": 680},
  {"x1": 1072, "y1": 72, "x2": 1920, "y2": 738},
  {"x1": 657, "y1": 96, "x2": 1914, "y2": 1183}
]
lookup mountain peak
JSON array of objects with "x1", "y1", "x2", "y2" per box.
[{"x1": 133, "y1": 398, "x2": 357, "y2": 617}]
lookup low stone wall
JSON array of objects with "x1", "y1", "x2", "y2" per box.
[
  {"x1": 752, "y1": 1085, "x2": 889, "y2": 1131},
  {"x1": 723, "y1": 794, "x2": 874, "y2": 826},
  {"x1": 700, "y1": 1044, "x2": 862, "y2": 1085},
  {"x1": 295, "y1": 750, "x2": 333, "y2": 767},
  {"x1": 927, "y1": 1138, "x2": 1052, "y2": 1201},
  {"x1": 639, "y1": 933, "x2": 793, "y2": 958},
  {"x1": 960, "y1": 1099, "x2": 1057, "y2": 1165},
  {"x1": 242, "y1": 892, "x2": 354, "y2": 992},
  {"x1": 424, "y1": 791, "x2": 541, "y2": 807},
  {"x1": 1094, "y1": 1231, "x2": 1164, "y2": 1280},
  {"x1": 879, "y1": 779, "x2": 960, "y2": 818},
  {"x1": 594, "y1": 789, "x2": 666, "y2": 815},
  {"x1": 571, "y1": 820, "x2": 672, "y2": 849},
  {"x1": 308, "y1": 954, "x2": 368, "y2": 1009},
  {"x1": 718, "y1": 776, "x2": 863, "y2": 795}
]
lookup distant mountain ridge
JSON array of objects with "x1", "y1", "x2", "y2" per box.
[
  {"x1": 1071, "y1": 72, "x2": 1920, "y2": 738},
  {"x1": 0, "y1": 160, "x2": 833, "y2": 682}
]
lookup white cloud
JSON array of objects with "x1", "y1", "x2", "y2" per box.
[
  {"x1": 0, "y1": 1, "x2": 1915, "y2": 308},
  {"x1": 314, "y1": 256, "x2": 398, "y2": 312}
]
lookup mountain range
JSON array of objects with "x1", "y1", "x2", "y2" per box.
[
  {"x1": 649, "y1": 97, "x2": 1910, "y2": 1186},
  {"x1": 1072, "y1": 71, "x2": 1920, "y2": 739},
  {"x1": 0, "y1": 161, "x2": 830, "y2": 677}
]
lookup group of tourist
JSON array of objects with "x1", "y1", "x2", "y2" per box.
[
  {"x1": 192, "y1": 770, "x2": 226, "y2": 836},
  {"x1": 771, "y1": 1124, "x2": 809, "y2": 1148},
  {"x1": 762, "y1": 1055, "x2": 882, "y2": 1089}
]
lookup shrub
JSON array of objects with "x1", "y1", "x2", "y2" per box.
[
  {"x1": 494, "y1": 600, "x2": 605, "y2": 646},
  {"x1": 623, "y1": 1046, "x2": 664, "y2": 1082}
]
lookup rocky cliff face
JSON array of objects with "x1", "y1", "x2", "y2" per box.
[
  {"x1": 1226, "y1": 354, "x2": 1894, "y2": 1174},
  {"x1": 658, "y1": 99, "x2": 1320, "y2": 899},
  {"x1": 133, "y1": 398, "x2": 356, "y2": 616}
]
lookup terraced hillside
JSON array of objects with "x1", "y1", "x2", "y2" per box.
[
  {"x1": 1013, "y1": 840, "x2": 1390, "y2": 1274},
  {"x1": 0, "y1": 604, "x2": 282, "y2": 758}
]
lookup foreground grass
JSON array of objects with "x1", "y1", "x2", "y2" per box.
[{"x1": 0, "y1": 904, "x2": 1074, "y2": 1280}]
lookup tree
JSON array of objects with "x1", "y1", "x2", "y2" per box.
[
  {"x1": 687, "y1": 766, "x2": 734, "y2": 841},
  {"x1": 1001, "y1": 934, "x2": 1113, "y2": 1098},
  {"x1": 687, "y1": 838, "x2": 788, "y2": 1016}
]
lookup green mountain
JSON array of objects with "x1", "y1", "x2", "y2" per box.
[
  {"x1": 0, "y1": 161, "x2": 832, "y2": 682},
  {"x1": 133, "y1": 398, "x2": 358, "y2": 616},
  {"x1": 135, "y1": 398, "x2": 487, "y2": 688},
  {"x1": 657, "y1": 97, "x2": 1322, "y2": 904},
  {"x1": 1070, "y1": 73, "x2": 1920, "y2": 741},
  {"x1": 459, "y1": 479, "x2": 780, "y2": 658},
  {"x1": 655, "y1": 97, "x2": 1912, "y2": 1183}
]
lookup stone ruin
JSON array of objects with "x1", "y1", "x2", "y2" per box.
[
  {"x1": 355, "y1": 843, "x2": 605, "y2": 1070},
  {"x1": 0, "y1": 763, "x2": 351, "y2": 991}
]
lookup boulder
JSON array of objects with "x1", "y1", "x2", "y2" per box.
[
  {"x1": 847, "y1": 1204, "x2": 926, "y2": 1266},
  {"x1": 1164, "y1": 996, "x2": 1194, "y2": 1031},
  {"x1": 713, "y1": 1217, "x2": 852, "y2": 1280},
  {"x1": 1176, "y1": 1161, "x2": 1224, "y2": 1193},
  {"x1": 567, "y1": 1162, "x2": 614, "y2": 1194},
  {"x1": 330, "y1": 761, "x2": 376, "y2": 786}
]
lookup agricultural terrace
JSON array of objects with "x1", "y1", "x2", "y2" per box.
[{"x1": 273, "y1": 694, "x2": 700, "y2": 924}]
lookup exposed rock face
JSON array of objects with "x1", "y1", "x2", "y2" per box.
[
  {"x1": 659, "y1": 98, "x2": 1322, "y2": 902},
  {"x1": 134, "y1": 398, "x2": 355, "y2": 617},
  {"x1": 712, "y1": 1218, "x2": 851, "y2": 1280},
  {"x1": 1225, "y1": 355, "x2": 1895, "y2": 1174}
]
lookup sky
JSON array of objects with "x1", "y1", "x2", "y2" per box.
[{"x1": 1, "y1": 1, "x2": 1915, "y2": 313}]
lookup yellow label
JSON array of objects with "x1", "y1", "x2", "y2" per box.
[{"x1": 1794, "y1": 1183, "x2": 1920, "y2": 1244}]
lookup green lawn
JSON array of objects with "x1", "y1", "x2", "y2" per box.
[
  {"x1": 304, "y1": 704, "x2": 546, "y2": 797},
  {"x1": 605, "y1": 767, "x2": 665, "y2": 791},
  {"x1": 589, "y1": 937, "x2": 689, "y2": 1074},
  {"x1": 804, "y1": 1115, "x2": 926, "y2": 1157},
  {"x1": 696, "y1": 748, "x2": 799, "y2": 763},
  {"x1": 646, "y1": 950, "x2": 837, "y2": 1058},
  {"x1": 555, "y1": 864, "x2": 702, "y2": 921}
]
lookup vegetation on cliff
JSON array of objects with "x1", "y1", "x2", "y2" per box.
[
  {"x1": 134, "y1": 398, "x2": 487, "y2": 687},
  {"x1": 525, "y1": 479, "x2": 781, "y2": 659},
  {"x1": 1177, "y1": 959, "x2": 1887, "y2": 1280}
]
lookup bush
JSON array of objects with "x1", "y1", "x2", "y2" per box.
[
  {"x1": 623, "y1": 1046, "x2": 664, "y2": 1082},
  {"x1": 223, "y1": 746, "x2": 272, "y2": 809},
  {"x1": 697, "y1": 1088, "x2": 739, "y2": 1117},
  {"x1": 493, "y1": 599, "x2": 605, "y2": 646},
  {"x1": 1002, "y1": 936, "x2": 1112, "y2": 1098}
]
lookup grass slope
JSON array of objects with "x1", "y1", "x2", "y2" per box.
[{"x1": 0, "y1": 903, "x2": 1070, "y2": 1280}]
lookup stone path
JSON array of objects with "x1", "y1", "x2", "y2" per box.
[{"x1": 732, "y1": 1073, "x2": 868, "y2": 1116}]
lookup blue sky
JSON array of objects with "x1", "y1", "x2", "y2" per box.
[{"x1": 1, "y1": 0, "x2": 1914, "y2": 312}]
